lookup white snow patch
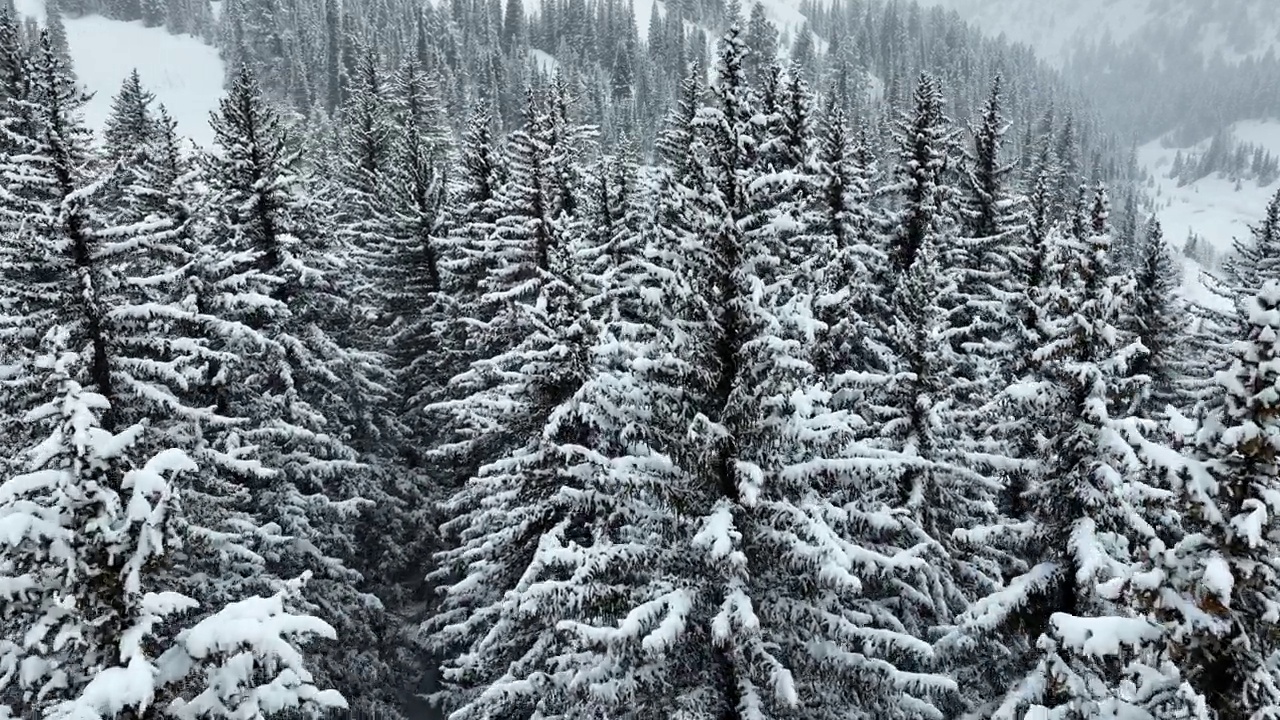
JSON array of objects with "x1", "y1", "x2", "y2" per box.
[
  {"x1": 1201, "y1": 556, "x2": 1234, "y2": 606},
  {"x1": 529, "y1": 48, "x2": 560, "y2": 74},
  {"x1": 1138, "y1": 120, "x2": 1280, "y2": 312},
  {"x1": 1050, "y1": 613, "x2": 1162, "y2": 658},
  {"x1": 15, "y1": 0, "x2": 225, "y2": 147},
  {"x1": 635, "y1": 0, "x2": 655, "y2": 39}
]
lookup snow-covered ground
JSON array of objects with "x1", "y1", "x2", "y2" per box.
[
  {"x1": 1139, "y1": 120, "x2": 1280, "y2": 309},
  {"x1": 14, "y1": 0, "x2": 224, "y2": 147},
  {"x1": 529, "y1": 48, "x2": 560, "y2": 74}
]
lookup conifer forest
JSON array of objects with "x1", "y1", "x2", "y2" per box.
[{"x1": 2, "y1": 0, "x2": 1280, "y2": 718}]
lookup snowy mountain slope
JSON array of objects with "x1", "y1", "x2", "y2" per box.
[
  {"x1": 914, "y1": 0, "x2": 1280, "y2": 65},
  {"x1": 14, "y1": 0, "x2": 224, "y2": 146},
  {"x1": 1140, "y1": 120, "x2": 1280, "y2": 308}
]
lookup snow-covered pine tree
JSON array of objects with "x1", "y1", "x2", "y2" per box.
[
  {"x1": 747, "y1": 63, "x2": 815, "y2": 286},
  {"x1": 383, "y1": 53, "x2": 450, "y2": 349},
  {"x1": 881, "y1": 72, "x2": 957, "y2": 278},
  {"x1": 427, "y1": 90, "x2": 560, "y2": 485},
  {"x1": 576, "y1": 138, "x2": 643, "y2": 307},
  {"x1": 98, "y1": 73, "x2": 177, "y2": 234},
  {"x1": 732, "y1": 55, "x2": 900, "y2": 720},
  {"x1": 626, "y1": 28, "x2": 959, "y2": 720},
  {"x1": 0, "y1": 7, "x2": 23, "y2": 113},
  {"x1": 332, "y1": 43, "x2": 396, "y2": 317},
  {"x1": 536, "y1": 60, "x2": 725, "y2": 720},
  {"x1": 545, "y1": 71, "x2": 597, "y2": 222},
  {"x1": 427, "y1": 83, "x2": 599, "y2": 720},
  {"x1": 644, "y1": 62, "x2": 714, "y2": 345},
  {"x1": 871, "y1": 72, "x2": 1014, "y2": 718},
  {"x1": 742, "y1": 1, "x2": 776, "y2": 87},
  {"x1": 937, "y1": 81, "x2": 1031, "y2": 637},
  {"x1": 954, "y1": 75, "x2": 1029, "y2": 391},
  {"x1": 961, "y1": 186, "x2": 1172, "y2": 720},
  {"x1": 0, "y1": 35, "x2": 238, "y2": 481},
  {"x1": 201, "y1": 63, "x2": 399, "y2": 716},
  {"x1": 0, "y1": 331, "x2": 346, "y2": 720},
  {"x1": 990, "y1": 137, "x2": 1072, "y2": 521},
  {"x1": 414, "y1": 108, "x2": 505, "y2": 483},
  {"x1": 0, "y1": 332, "x2": 175, "y2": 717},
  {"x1": 806, "y1": 97, "x2": 889, "y2": 383},
  {"x1": 1182, "y1": 190, "x2": 1280, "y2": 412},
  {"x1": 323, "y1": 43, "x2": 408, "y2": 500},
  {"x1": 1165, "y1": 278, "x2": 1280, "y2": 720},
  {"x1": 678, "y1": 25, "x2": 772, "y2": 716},
  {"x1": 43, "y1": 1, "x2": 72, "y2": 72},
  {"x1": 0, "y1": 51, "x2": 285, "y2": 673},
  {"x1": 101, "y1": 69, "x2": 158, "y2": 168},
  {"x1": 1052, "y1": 114, "x2": 1082, "y2": 224},
  {"x1": 108, "y1": 98, "x2": 279, "y2": 619},
  {"x1": 0, "y1": 31, "x2": 114, "y2": 436},
  {"x1": 437, "y1": 108, "x2": 505, "y2": 319},
  {"x1": 1239, "y1": 190, "x2": 1280, "y2": 301},
  {"x1": 1124, "y1": 217, "x2": 1190, "y2": 419}
]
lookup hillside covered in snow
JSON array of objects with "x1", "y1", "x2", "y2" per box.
[
  {"x1": 914, "y1": 0, "x2": 1280, "y2": 65},
  {"x1": 13, "y1": 0, "x2": 223, "y2": 145}
]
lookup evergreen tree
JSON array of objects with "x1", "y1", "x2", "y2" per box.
[
  {"x1": 742, "y1": 1, "x2": 776, "y2": 86},
  {"x1": 202, "y1": 63, "x2": 398, "y2": 716},
  {"x1": 0, "y1": 31, "x2": 107, "y2": 434},
  {"x1": 877, "y1": 73, "x2": 1011, "y2": 718},
  {"x1": 422, "y1": 109, "x2": 507, "y2": 483},
  {"x1": 383, "y1": 55, "x2": 452, "y2": 448},
  {"x1": 102, "y1": 69, "x2": 158, "y2": 167},
  {"x1": 882, "y1": 73, "x2": 957, "y2": 277},
  {"x1": 427, "y1": 85, "x2": 597, "y2": 720},
  {"x1": 1173, "y1": 279, "x2": 1280, "y2": 720},
  {"x1": 808, "y1": 101, "x2": 885, "y2": 380},
  {"x1": 962, "y1": 187, "x2": 1173, "y2": 720},
  {"x1": 0, "y1": 331, "x2": 346, "y2": 720},
  {"x1": 0, "y1": 7, "x2": 23, "y2": 112},
  {"x1": 577, "y1": 140, "x2": 642, "y2": 306},
  {"x1": 956, "y1": 76, "x2": 1028, "y2": 372},
  {"x1": 1126, "y1": 217, "x2": 1189, "y2": 418},
  {"x1": 333, "y1": 45, "x2": 396, "y2": 325},
  {"x1": 643, "y1": 28, "x2": 957, "y2": 720},
  {"x1": 949, "y1": 72, "x2": 1029, "y2": 460},
  {"x1": 1218, "y1": 188, "x2": 1280, "y2": 320}
]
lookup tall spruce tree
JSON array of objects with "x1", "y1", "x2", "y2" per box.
[
  {"x1": 876, "y1": 73, "x2": 1012, "y2": 719},
  {"x1": 1170, "y1": 279, "x2": 1280, "y2": 720},
  {"x1": 427, "y1": 85, "x2": 598, "y2": 720},
  {"x1": 808, "y1": 97, "x2": 886, "y2": 381},
  {"x1": 202, "y1": 63, "x2": 400, "y2": 716},
  {"x1": 961, "y1": 187, "x2": 1176, "y2": 720},
  {"x1": 0, "y1": 331, "x2": 347, "y2": 720},
  {"x1": 1125, "y1": 217, "x2": 1189, "y2": 419}
]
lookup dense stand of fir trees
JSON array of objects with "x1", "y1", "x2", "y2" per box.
[
  {"x1": 207, "y1": 0, "x2": 1136, "y2": 187},
  {"x1": 39, "y1": 0, "x2": 1280, "y2": 158},
  {"x1": 6, "y1": 1, "x2": 1280, "y2": 720}
]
